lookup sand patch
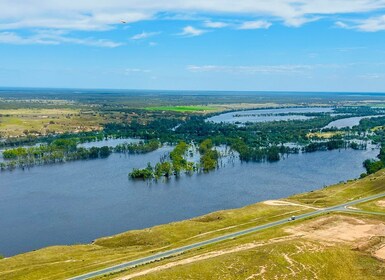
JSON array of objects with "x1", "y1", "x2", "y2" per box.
[
  {"x1": 263, "y1": 200, "x2": 320, "y2": 210},
  {"x1": 375, "y1": 246, "x2": 385, "y2": 260},
  {"x1": 376, "y1": 200, "x2": 385, "y2": 208},
  {"x1": 286, "y1": 215, "x2": 385, "y2": 244}
]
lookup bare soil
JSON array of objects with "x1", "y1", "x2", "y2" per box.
[{"x1": 286, "y1": 215, "x2": 385, "y2": 244}]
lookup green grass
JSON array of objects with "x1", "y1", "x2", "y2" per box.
[
  {"x1": 356, "y1": 198, "x2": 385, "y2": 212},
  {"x1": 144, "y1": 106, "x2": 218, "y2": 113}
]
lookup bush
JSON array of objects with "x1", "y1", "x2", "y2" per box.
[
  {"x1": 363, "y1": 159, "x2": 384, "y2": 175},
  {"x1": 129, "y1": 168, "x2": 153, "y2": 179}
]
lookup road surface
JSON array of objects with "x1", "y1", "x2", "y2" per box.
[{"x1": 69, "y1": 192, "x2": 385, "y2": 280}]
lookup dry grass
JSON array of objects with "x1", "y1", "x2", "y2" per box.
[{"x1": 0, "y1": 108, "x2": 103, "y2": 137}]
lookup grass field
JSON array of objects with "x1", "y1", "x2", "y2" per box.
[
  {"x1": 0, "y1": 171, "x2": 385, "y2": 280},
  {"x1": 126, "y1": 235, "x2": 384, "y2": 280},
  {"x1": 0, "y1": 108, "x2": 103, "y2": 137},
  {"x1": 356, "y1": 197, "x2": 385, "y2": 212}
]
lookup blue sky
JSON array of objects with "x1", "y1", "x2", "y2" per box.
[{"x1": 1, "y1": 1, "x2": 385, "y2": 92}]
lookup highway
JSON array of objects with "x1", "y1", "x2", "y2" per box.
[{"x1": 68, "y1": 192, "x2": 385, "y2": 280}]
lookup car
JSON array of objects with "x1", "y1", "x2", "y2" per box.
[{"x1": 289, "y1": 216, "x2": 296, "y2": 221}]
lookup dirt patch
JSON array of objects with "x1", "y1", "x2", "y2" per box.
[
  {"x1": 245, "y1": 266, "x2": 266, "y2": 280},
  {"x1": 263, "y1": 200, "x2": 320, "y2": 210},
  {"x1": 375, "y1": 246, "x2": 385, "y2": 260},
  {"x1": 286, "y1": 215, "x2": 385, "y2": 244},
  {"x1": 376, "y1": 200, "x2": 385, "y2": 208}
]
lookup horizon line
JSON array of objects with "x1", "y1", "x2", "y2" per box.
[{"x1": 1, "y1": 86, "x2": 385, "y2": 95}]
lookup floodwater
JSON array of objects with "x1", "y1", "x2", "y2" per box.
[
  {"x1": 0, "y1": 138, "x2": 141, "y2": 162},
  {"x1": 78, "y1": 138, "x2": 141, "y2": 148},
  {"x1": 207, "y1": 107, "x2": 334, "y2": 124},
  {"x1": 324, "y1": 115, "x2": 385, "y2": 129},
  {"x1": 0, "y1": 145, "x2": 378, "y2": 256}
]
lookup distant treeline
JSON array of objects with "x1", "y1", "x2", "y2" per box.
[{"x1": 302, "y1": 140, "x2": 366, "y2": 153}]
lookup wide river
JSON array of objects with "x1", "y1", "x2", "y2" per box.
[{"x1": 0, "y1": 145, "x2": 378, "y2": 256}]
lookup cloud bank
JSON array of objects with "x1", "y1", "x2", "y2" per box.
[
  {"x1": 0, "y1": 1, "x2": 384, "y2": 46},
  {"x1": 1, "y1": 0, "x2": 385, "y2": 31}
]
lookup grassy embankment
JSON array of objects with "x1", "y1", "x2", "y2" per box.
[
  {"x1": 120, "y1": 233, "x2": 384, "y2": 280},
  {"x1": 1, "y1": 171, "x2": 385, "y2": 279}
]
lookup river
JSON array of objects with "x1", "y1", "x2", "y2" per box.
[{"x1": 0, "y1": 145, "x2": 378, "y2": 256}]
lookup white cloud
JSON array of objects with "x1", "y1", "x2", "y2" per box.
[
  {"x1": 0, "y1": 31, "x2": 122, "y2": 47},
  {"x1": 335, "y1": 15, "x2": 385, "y2": 32},
  {"x1": 1, "y1": 1, "x2": 385, "y2": 31},
  {"x1": 130, "y1": 31, "x2": 160, "y2": 40},
  {"x1": 125, "y1": 68, "x2": 151, "y2": 74},
  {"x1": 203, "y1": 21, "x2": 228, "y2": 28},
  {"x1": 238, "y1": 20, "x2": 272, "y2": 30},
  {"x1": 354, "y1": 15, "x2": 385, "y2": 32},
  {"x1": 335, "y1": 21, "x2": 349, "y2": 28},
  {"x1": 283, "y1": 16, "x2": 321, "y2": 27},
  {"x1": 0, "y1": 12, "x2": 151, "y2": 31},
  {"x1": 179, "y1": 26, "x2": 207, "y2": 37}
]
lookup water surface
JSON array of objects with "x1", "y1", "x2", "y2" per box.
[
  {"x1": 0, "y1": 145, "x2": 377, "y2": 256},
  {"x1": 78, "y1": 138, "x2": 141, "y2": 148},
  {"x1": 208, "y1": 107, "x2": 333, "y2": 124},
  {"x1": 324, "y1": 115, "x2": 385, "y2": 129}
]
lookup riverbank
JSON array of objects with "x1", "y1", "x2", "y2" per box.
[{"x1": 1, "y1": 168, "x2": 385, "y2": 280}]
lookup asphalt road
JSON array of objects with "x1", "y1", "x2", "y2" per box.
[{"x1": 68, "y1": 192, "x2": 385, "y2": 280}]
